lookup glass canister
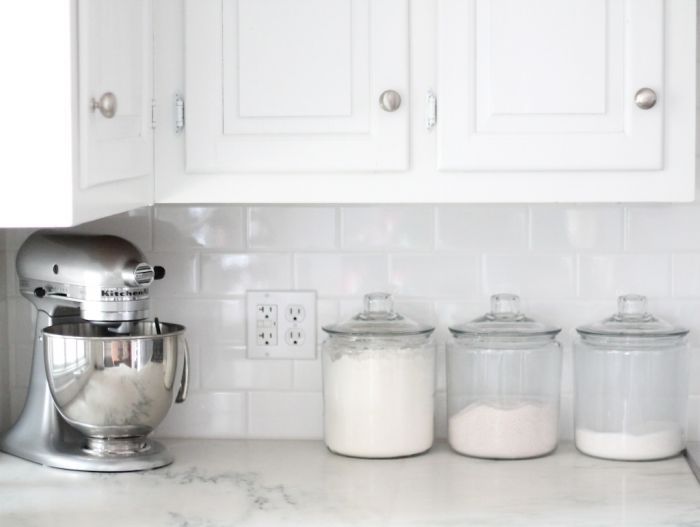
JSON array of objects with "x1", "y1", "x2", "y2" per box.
[
  {"x1": 321, "y1": 292, "x2": 436, "y2": 458},
  {"x1": 574, "y1": 294, "x2": 689, "y2": 461},
  {"x1": 447, "y1": 294, "x2": 562, "y2": 459}
]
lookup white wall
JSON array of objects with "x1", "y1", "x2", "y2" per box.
[{"x1": 3, "y1": 203, "x2": 700, "y2": 441}]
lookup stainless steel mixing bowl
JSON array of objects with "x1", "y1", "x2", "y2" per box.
[{"x1": 43, "y1": 321, "x2": 189, "y2": 445}]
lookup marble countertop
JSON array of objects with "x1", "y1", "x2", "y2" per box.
[{"x1": 2, "y1": 440, "x2": 699, "y2": 527}]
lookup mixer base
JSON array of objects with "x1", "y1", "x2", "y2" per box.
[{"x1": 2, "y1": 426, "x2": 173, "y2": 472}]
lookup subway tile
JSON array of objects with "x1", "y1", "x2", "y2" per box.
[
  {"x1": 248, "y1": 206, "x2": 336, "y2": 250},
  {"x1": 74, "y1": 207, "x2": 153, "y2": 251},
  {"x1": 293, "y1": 355, "x2": 323, "y2": 392},
  {"x1": 342, "y1": 206, "x2": 433, "y2": 250},
  {"x1": 201, "y1": 253, "x2": 292, "y2": 295},
  {"x1": 154, "y1": 205, "x2": 244, "y2": 250},
  {"x1": 578, "y1": 254, "x2": 670, "y2": 299},
  {"x1": 627, "y1": 204, "x2": 700, "y2": 251},
  {"x1": 530, "y1": 205, "x2": 623, "y2": 251},
  {"x1": 156, "y1": 392, "x2": 247, "y2": 439},
  {"x1": 248, "y1": 392, "x2": 323, "y2": 439},
  {"x1": 146, "y1": 252, "x2": 198, "y2": 297},
  {"x1": 482, "y1": 254, "x2": 576, "y2": 299},
  {"x1": 390, "y1": 253, "x2": 480, "y2": 298},
  {"x1": 672, "y1": 253, "x2": 700, "y2": 297},
  {"x1": 559, "y1": 395, "x2": 574, "y2": 441},
  {"x1": 295, "y1": 254, "x2": 388, "y2": 296},
  {"x1": 437, "y1": 205, "x2": 528, "y2": 251},
  {"x1": 151, "y1": 298, "x2": 245, "y2": 346},
  {"x1": 435, "y1": 391, "x2": 447, "y2": 440},
  {"x1": 201, "y1": 347, "x2": 294, "y2": 391},
  {"x1": 315, "y1": 299, "x2": 339, "y2": 342}
]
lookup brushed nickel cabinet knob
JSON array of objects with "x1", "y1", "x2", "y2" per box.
[
  {"x1": 91, "y1": 92, "x2": 118, "y2": 118},
  {"x1": 634, "y1": 88, "x2": 657, "y2": 110},
  {"x1": 379, "y1": 90, "x2": 402, "y2": 112}
]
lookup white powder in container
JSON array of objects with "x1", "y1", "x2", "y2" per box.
[
  {"x1": 448, "y1": 402, "x2": 559, "y2": 459},
  {"x1": 575, "y1": 425, "x2": 684, "y2": 461},
  {"x1": 323, "y1": 347, "x2": 435, "y2": 458}
]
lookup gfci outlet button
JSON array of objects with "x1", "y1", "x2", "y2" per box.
[{"x1": 246, "y1": 290, "x2": 317, "y2": 359}]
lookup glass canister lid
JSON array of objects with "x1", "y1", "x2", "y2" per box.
[
  {"x1": 322, "y1": 292, "x2": 435, "y2": 336},
  {"x1": 576, "y1": 294, "x2": 689, "y2": 338},
  {"x1": 449, "y1": 293, "x2": 560, "y2": 338}
]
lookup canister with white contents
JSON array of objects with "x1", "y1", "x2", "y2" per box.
[
  {"x1": 447, "y1": 294, "x2": 562, "y2": 459},
  {"x1": 574, "y1": 294, "x2": 689, "y2": 461},
  {"x1": 322, "y1": 292, "x2": 436, "y2": 459}
]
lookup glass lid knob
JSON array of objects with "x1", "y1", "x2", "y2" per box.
[
  {"x1": 364, "y1": 292, "x2": 394, "y2": 314},
  {"x1": 490, "y1": 293, "x2": 521, "y2": 317},
  {"x1": 617, "y1": 294, "x2": 648, "y2": 319}
]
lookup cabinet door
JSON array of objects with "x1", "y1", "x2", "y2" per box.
[
  {"x1": 438, "y1": 0, "x2": 664, "y2": 171},
  {"x1": 79, "y1": 0, "x2": 153, "y2": 188},
  {"x1": 185, "y1": 0, "x2": 409, "y2": 173}
]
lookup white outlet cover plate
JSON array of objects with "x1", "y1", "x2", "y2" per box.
[{"x1": 246, "y1": 290, "x2": 317, "y2": 359}]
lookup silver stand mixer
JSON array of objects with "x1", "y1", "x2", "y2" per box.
[{"x1": 0, "y1": 231, "x2": 189, "y2": 472}]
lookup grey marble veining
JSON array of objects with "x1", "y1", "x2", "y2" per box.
[{"x1": 1, "y1": 440, "x2": 699, "y2": 527}]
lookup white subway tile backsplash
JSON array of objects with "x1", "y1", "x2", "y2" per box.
[
  {"x1": 201, "y1": 347, "x2": 294, "y2": 391},
  {"x1": 293, "y1": 355, "x2": 323, "y2": 392},
  {"x1": 530, "y1": 206, "x2": 624, "y2": 251},
  {"x1": 248, "y1": 206, "x2": 336, "y2": 250},
  {"x1": 156, "y1": 392, "x2": 247, "y2": 439},
  {"x1": 152, "y1": 298, "x2": 245, "y2": 346},
  {"x1": 74, "y1": 207, "x2": 153, "y2": 251},
  {"x1": 147, "y1": 252, "x2": 199, "y2": 297},
  {"x1": 248, "y1": 392, "x2": 323, "y2": 439},
  {"x1": 295, "y1": 253, "x2": 388, "y2": 296},
  {"x1": 672, "y1": 253, "x2": 700, "y2": 297},
  {"x1": 201, "y1": 253, "x2": 293, "y2": 295},
  {"x1": 6, "y1": 195, "x2": 700, "y2": 441},
  {"x1": 342, "y1": 206, "x2": 433, "y2": 250},
  {"x1": 578, "y1": 254, "x2": 670, "y2": 299},
  {"x1": 154, "y1": 205, "x2": 245, "y2": 250},
  {"x1": 390, "y1": 253, "x2": 480, "y2": 298},
  {"x1": 627, "y1": 204, "x2": 700, "y2": 251},
  {"x1": 437, "y1": 205, "x2": 528, "y2": 251},
  {"x1": 482, "y1": 253, "x2": 576, "y2": 299}
]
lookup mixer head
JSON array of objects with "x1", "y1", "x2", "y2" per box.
[{"x1": 16, "y1": 231, "x2": 165, "y2": 323}]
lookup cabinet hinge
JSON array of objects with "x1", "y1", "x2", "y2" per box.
[
  {"x1": 151, "y1": 99, "x2": 156, "y2": 129},
  {"x1": 175, "y1": 94, "x2": 185, "y2": 134},
  {"x1": 426, "y1": 91, "x2": 437, "y2": 130}
]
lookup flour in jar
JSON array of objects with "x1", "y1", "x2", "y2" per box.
[
  {"x1": 448, "y1": 401, "x2": 559, "y2": 459},
  {"x1": 575, "y1": 424, "x2": 684, "y2": 461},
  {"x1": 323, "y1": 346, "x2": 435, "y2": 458}
]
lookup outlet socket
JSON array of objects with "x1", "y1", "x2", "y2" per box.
[{"x1": 247, "y1": 290, "x2": 316, "y2": 359}]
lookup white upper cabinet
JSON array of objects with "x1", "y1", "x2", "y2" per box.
[
  {"x1": 80, "y1": 0, "x2": 153, "y2": 188},
  {"x1": 156, "y1": 0, "x2": 695, "y2": 203},
  {"x1": 184, "y1": 0, "x2": 409, "y2": 173},
  {"x1": 0, "y1": 0, "x2": 153, "y2": 228},
  {"x1": 438, "y1": 0, "x2": 664, "y2": 172}
]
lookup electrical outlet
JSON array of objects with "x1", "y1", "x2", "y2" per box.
[
  {"x1": 286, "y1": 305, "x2": 305, "y2": 323},
  {"x1": 285, "y1": 328, "x2": 305, "y2": 346},
  {"x1": 247, "y1": 290, "x2": 316, "y2": 359}
]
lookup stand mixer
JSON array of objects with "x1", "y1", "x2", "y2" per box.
[{"x1": 0, "y1": 231, "x2": 189, "y2": 472}]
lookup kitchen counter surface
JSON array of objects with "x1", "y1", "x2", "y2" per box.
[{"x1": 1, "y1": 439, "x2": 699, "y2": 527}]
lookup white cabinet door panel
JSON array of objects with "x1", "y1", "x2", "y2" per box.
[
  {"x1": 185, "y1": 0, "x2": 408, "y2": 172},
  {"x1": 438, "y1": 0, "x2": 664, "y2": 171},
  {"x1": 79, "y1": 0, "x2": 153, "y2": 189}
]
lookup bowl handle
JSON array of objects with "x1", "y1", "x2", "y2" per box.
[{"x1": 176, "y1": 338, "x2": 190, "y2": 403}]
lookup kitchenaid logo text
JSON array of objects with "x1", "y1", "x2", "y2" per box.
[{"x1": 100, "y1": 288, "x2": 149, "y2": 299}]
